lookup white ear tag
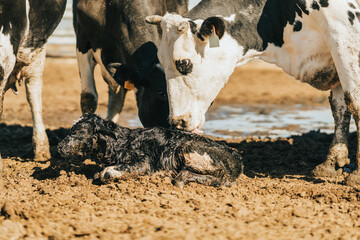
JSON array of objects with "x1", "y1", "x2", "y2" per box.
[{"x1": 209, "y1": 26, "x2": 220, "y2": 48}]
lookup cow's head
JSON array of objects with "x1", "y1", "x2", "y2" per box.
[
  {"x1": 107, "y1": 60, "x2": 170, "y2": 128},
  {"x1": 145, "y1": 13, "x2": 242, "y2": 132}
]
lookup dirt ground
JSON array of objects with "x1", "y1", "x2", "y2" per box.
[{"x1": 1, "y1": 55, "x2": 360, "y2": 240}]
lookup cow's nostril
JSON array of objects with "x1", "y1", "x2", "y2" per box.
[{"x1": 175, "y1": 59, "x2": 193, "y2": 75}]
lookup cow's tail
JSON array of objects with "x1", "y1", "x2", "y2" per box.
[{"x1": 93, "y1": 50, "x2": 121, "y2": 94}]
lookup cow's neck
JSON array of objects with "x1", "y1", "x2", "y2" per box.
[{"x1": 185, "y1": 0, "x2": 267, "y2": 53}]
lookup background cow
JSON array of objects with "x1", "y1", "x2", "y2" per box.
[
  {"x1": 0, "y1": 0, "x2": 66, "y2": 160},
  {"x1": 73, "y1": 0, "x2": 188, "y2": 127},
  {"x1": 146, "y1": 0, "x2": 360, "y2": 185}
]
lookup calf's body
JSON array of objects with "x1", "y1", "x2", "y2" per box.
[{"x1": 58, "y1": 113, "x2": 243, "y2": 186}]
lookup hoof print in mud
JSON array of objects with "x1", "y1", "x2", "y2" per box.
[{"x1": 58, "y1": 113, "x2": 244, "y2": 187}]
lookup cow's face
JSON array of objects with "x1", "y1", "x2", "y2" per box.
[{"x1": 146, "y1": 13, "x2": 242, "y2": 132}]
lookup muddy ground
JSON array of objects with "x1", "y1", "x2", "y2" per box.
[{"x1": 1, "y1": 56, "x2": 360, "y2": 239}]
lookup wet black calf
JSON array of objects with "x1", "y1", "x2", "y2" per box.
[{"x1": 57, "y1": 113, "x2": 243, "y2": 187}]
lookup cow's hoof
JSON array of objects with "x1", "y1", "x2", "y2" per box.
[
  {"x1": 312, "y1": 163, "x2": 342, "y2": 178},
  {"x1": 345, "y1": 170, "x2": 360, "y2": 186},
  {"x1": 336, "y1": 157, "x2": 350, "y2": 168},
  {"x1": 81, "y1": 92, "x2": 97, "y2": 113},
  {"x1": 34, "y1": 148, "x2": 51, "y2": 162}
]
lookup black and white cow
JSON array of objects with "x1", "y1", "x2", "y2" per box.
[
  {"x1": 73, "y1": 0, "x2": 188, "y2": 127},
  {"x1": 0, "y1": 0, "x2": 66, "y2": 160},
  {"x1": 146, "y1": 0, "x2": 360, "y2": 185}
]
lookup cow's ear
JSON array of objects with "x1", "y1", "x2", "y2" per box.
[
  {"x1": 199, "y1": 16, "x2": 226, "y2": 40},
  {"x1": 145, "y1": 15, "x2": 163, "y2": 25},
  {"x1": 106, "y1": 63, "x2": 139, "y2": 90}
]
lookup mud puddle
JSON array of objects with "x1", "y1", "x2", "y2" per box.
[{"x1": 127, "y1": 104, "x2": 356, "y2": 138}]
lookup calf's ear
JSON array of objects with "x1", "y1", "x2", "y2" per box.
[
  {"x1": 145, "y1": 15, "x2": 163, "y2": 25},
  {"x1": 198, "y1": 16, "x2": 226, "y2": 41}
]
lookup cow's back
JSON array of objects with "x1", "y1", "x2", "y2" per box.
[{"x1": 74, "y1": 0, "x2": 183, "y2": 65}]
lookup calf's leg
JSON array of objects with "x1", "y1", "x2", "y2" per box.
[{"x1": 312, "y1": 85, "x2": 351, "y2": 177}]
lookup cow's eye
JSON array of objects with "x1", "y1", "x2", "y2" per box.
[{"x1": 158, "y1": 91, "x2": 167, "y2": 97}]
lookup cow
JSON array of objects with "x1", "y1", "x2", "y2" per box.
[
  {"x1": 57, "y1": 113, "x2": 244, "y2": 187},
  {"x1": 0, "y1": 0, "x2": 66, "y2": 160},
  {"x1": 145, "y1": 0, "x2": 360, "y2": 185},
  {"x1": 73, "y1": 0, "x2": 188, "y2": 127}
]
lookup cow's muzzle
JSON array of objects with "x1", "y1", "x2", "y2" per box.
[{"x1": 175, "y1": 59, "x2": 193, "y2": 75}]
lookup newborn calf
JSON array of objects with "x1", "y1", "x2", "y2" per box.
[{"x1": 58, "y1": 113, "x2": 243, "y2": 186}]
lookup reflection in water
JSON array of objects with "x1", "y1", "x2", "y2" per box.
[{"x1": 127, "y1": 104, "x2": 356, "y2": 138}]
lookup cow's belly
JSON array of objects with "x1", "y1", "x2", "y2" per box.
[{"x1": 261, "y1": 13, "x2": 339, "y2": 91}]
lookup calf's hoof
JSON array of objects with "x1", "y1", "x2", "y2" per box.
[
  {"x1": 345, "y1": 170, "x2": 360, "y2": 186},
  {"x1": 94, "y1": 166, "x2": 124, "y2": 182},
  {"x1": 312, "y1": 163, "x2": 342, "y2": 178}
]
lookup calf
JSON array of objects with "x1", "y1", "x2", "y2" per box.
[
  {"x1": 146, "y1": 0, "x2": 360, "y2": 185},
  {"x1": 73, "y1": 0, "x2": 188, "y2": 127},
  {"x1": 57, "y1": 113, "x2": 244, "y2": 186},
  {"x1": 0, "y1": 0, "x2": 66, "y2": 160}
]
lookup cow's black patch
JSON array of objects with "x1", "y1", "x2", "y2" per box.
[
  {"x1": 189, "y1": 20, "x2": 197, "y2": 35},
  {"x1": 349, "y1": 3, "x2": 357, "y2": 9},
  {"x1": 319, "y1": 0, "x2": 329, "y2": 8},
  {"x1": 0, "y1": 0, "x2": 27, "y2": 54},
  {"x1": 199, "y1": 16, "x2": 226, "y2": 39},
  {"x1": 26, "y1": 0, "x2": 66, "y2": 49},
  {"x1": 293, "y1": 21, "x2": 302, "y2": 32},
  {"x1": 312, "y1": 1, "x2": 320, "y2": 10},
  {"x1": 258, "y1": 0, "x2": 310, "y2": 49},
  {"x1": 74, "y1": 0, "x2": 182, "y2": 127},
  {"x1": 356, "y1": 12, "x2": 360, "y2": 22},
  {"x1": 348, "y1": 11, "x2": 356, "y2": 25}
]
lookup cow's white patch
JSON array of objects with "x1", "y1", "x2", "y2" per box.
[
  {"x1": 0, "y1": 32, "x2": 16, "y2": 92},
  {"x1": 223, "y1": 14, "x2": 236, "y2": 23}
]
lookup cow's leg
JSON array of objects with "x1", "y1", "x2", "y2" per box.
[
  {"x1": 76, "y1": 49, "x2": 97, "y2": 114},
  {"x1": 106, "y1": 86, "x2": 127, "y2": 122},
  {"x1": 23, "y1": 47, "x2": 50, "y2": 161},
  {"x1": 322, "y1": 10, "x2": 360, "y2": 185},
  {"x1": 312, "y1": 85, "x2": 351, "y2": 177}
]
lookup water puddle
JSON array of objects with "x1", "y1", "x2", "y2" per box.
[{"x1": 126, "y1": 104, "x2": 356, "y2": 138}]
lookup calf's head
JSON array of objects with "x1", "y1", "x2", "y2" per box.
[
  {"x1": 57, "y1": 113, "x2": 116, "y2": 159},
  {"x1": 146, "y1": 13, "x2": 242, "y2": 132}
]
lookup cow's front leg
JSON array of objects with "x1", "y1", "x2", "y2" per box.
[
  {"x1": 312, "y1": 85, "x2": 351, "y2": 177},
  {"x1": 76, "y1": 49, "x2": 98, "y2": 114},
  {"x1": 106, "y1": 84, "x2": 127, "y2": 123},
  {"x1": 23, "y1": 47, "x2": 50, "y2": 161}
]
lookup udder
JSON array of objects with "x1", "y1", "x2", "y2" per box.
[{"x1": 299, "y1": 55, "x2": 339, "y2": 91}]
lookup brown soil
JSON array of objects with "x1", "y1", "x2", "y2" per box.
[{"x1": 1, "y1": 56, "x2": 360, "y2": 240}]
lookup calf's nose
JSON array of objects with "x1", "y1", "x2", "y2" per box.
[{"x1": 175, "y1": 59, "x2": 193, "y2": 75}]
